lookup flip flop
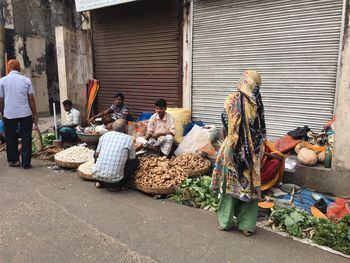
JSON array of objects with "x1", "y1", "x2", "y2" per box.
[
  {"x1": 242, "y1": 230, "x2": 253, "y2": 236},
  {"x1": 107, "y1": 186, "x2": 123, "y2": 192},
  {"x1": 218, "y1": 224, "x2": 234, "y2": 231}
]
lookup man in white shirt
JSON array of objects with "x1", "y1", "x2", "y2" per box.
[
  {"x1": 59, "y1": 99, "x2": 80, "y2": 142},
  {"x1": 0, "y1": 59, "x2": 38, "y2": 169},
  {"x1": 93, "y1": 119, "x2": 139, "y2": 191},
  {"x1": 145, "y1": 99, "x2": 175, "y2": 157}
]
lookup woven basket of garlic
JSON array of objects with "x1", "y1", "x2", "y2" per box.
[
  {"x1": 77, "y1": 160, "x2": 95, "y2": 180},
  {"x1": 54, "y1": 146, "x2": 94, "y2": 169}
]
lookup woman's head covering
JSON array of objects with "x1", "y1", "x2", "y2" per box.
[
  {"x1": 7, "y1": 59, "x2": 21, "y2": 72},
  {"x1": 243, "y1": 70, "x2": 261, "y2": 87},
  {"x1": 237, "y1": 72, "x2": 259, "y2": 102}
]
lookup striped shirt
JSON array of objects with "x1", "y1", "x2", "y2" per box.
[
  {"x1": 92, "y1": 131, "x2": 135, "y2": 183},
  {"x1": 110, "y1": 104, "x2": 129, "y2": 120}
]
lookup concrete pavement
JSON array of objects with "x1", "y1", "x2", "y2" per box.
[{"x1": 0, "y1": 152, "x2": 347, "y2": 263}]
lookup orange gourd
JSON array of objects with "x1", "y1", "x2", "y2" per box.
[
  {"x1": 311, "y1": 206, "x2": 328, "y2": 219},
  {"x1": 258, "y1": 201, "x2": 275, "y2": 209}
]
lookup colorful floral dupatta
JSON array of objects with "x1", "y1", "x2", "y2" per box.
[{"x1": 211, "y1": 70, "x2": 266, "y2": 201}]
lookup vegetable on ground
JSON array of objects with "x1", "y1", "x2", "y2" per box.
[{"x1": 168, "y1": 176, "x2": 219, "y2": 211}]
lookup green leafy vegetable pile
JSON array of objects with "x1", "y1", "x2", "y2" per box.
[
  {"x1": 168, "y1": 176, "x2": 219, "y2": 211},
  {"x1": 42, "y1": 133, "x2": 56, "y2": 148},
  {"x1": 267, "y1": 207, "x2": 350, "y2": 255},
  {"x1": 267, "y1": 207, "x2": 317, "y2": 238},
  {"x1": 313, "y1": 215, "x2": 350, "y2": 255}
]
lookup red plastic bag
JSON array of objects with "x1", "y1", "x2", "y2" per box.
[{"x1": 327, "y1": 198, "x2": 350, "y2": 221}]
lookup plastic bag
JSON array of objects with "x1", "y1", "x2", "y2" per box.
[
  {"x1": 285, "y1": 157, "x2": 297, "y2": 170},
  {"x1": 134, "y1": 120, "x2": 148, "y2": 137},
  {"x1": 167, "y1": 108, "x2": 191, "y2": 144},
  {"x1": 327, "y1": 198, "x2": 350, "y2": 221},
  {"x1": 137, "y1": 112, "x2": 153, "y2": 122},
  {"x1": 32, "y1": 124, "x2": 43, "y2": 152},
  {"x1": 175, "y1": 125, "x2": 215, "y2": 156}
]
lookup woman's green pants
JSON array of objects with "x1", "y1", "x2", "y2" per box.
[{"x1": 218, "y1": 194, "x2": 258, "y2": 233}]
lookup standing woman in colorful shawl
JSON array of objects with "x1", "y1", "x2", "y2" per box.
[{"x1": 211, "y1": 70, "x2": 266, "y2": 236}]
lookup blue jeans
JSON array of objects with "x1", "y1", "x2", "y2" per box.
[{"x1": 59, "y1": 127, "x2": 77, "y2": 142}]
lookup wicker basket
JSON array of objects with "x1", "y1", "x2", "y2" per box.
[
  {"x1": 54, "y1": 157, "x2": 85, "y2": 169},
  {"x1": 77, "y1": 169, "x2": 95, "y2": 181},
  {"x1": 133, "y1": 182, "x2": 175, "y2": 195},
  {"x1": 188, "y1": 159, "x2": 212, "y2": 177}
]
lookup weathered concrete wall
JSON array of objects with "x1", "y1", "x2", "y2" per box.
[
  {"x1": 14, "y1": 35, "x2": 49, "y2": 116},
  {"x1": 4, "y1": 0, "x2": 80, "y2": 115},
  {"x1": 56, "y1": 27, "x2": 93, "y2": 124},
  {"x1": 334, "y1": 6, "x2": 350, "y2": 172}
]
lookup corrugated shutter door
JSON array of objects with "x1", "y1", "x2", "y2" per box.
[
  {"x1": 91, "y1": 0, "x2": 181, "y2": 118},
  {"x1": 192, "y1": 0, "x2": 343, "y2": 138}
]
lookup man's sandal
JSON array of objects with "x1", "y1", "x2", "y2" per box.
[{"x1": 9, "y1": 161, "x2": 20, "y2": 167}]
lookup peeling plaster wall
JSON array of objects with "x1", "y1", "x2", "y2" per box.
[
  {"x1": 56, "y1": 27, "x2": 93, "y2": 124},
  {"x1": 4, "y1": 0, "x2": 14, "y2": 30},
  {"x1": 14, "y1": 35, "x2": 49, "y2": 115},
  {"x1": 4, "y1": 0, "x2": 81, "y2": 115}
]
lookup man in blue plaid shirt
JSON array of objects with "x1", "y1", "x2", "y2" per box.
[{"x1": 92, "y1": 119, "x2": 139, "y2": 191}]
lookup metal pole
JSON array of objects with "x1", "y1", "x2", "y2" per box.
[{"x1": 53, "y1": 102, "x2": 58, "y2": 140}]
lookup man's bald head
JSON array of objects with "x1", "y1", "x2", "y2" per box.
[
  {"x1": 7, "y1": 59, "x2": 21, "y2": 72},
  {"x1": 112, "y1": 119, "x2": 128, "y2": 134}
]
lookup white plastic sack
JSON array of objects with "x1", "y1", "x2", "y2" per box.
[{"x1": 175, "y1": 125, "x2": 211, "y2": 156}]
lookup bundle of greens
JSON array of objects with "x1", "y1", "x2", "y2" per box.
[
  {"x1": 168, "y1": 176, "x2": 219, "y2": 211},
  {"x1": 266, "y1": 207, "x2": 317, "y2": 238}
]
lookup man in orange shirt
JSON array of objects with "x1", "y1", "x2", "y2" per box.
[{"x1": 145, "y1": 99, "x2": 175, "y2": 157}]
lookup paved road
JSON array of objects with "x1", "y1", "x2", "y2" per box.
[{"x1": 0, "y1": 153, "x2": 347, "y2": 263}]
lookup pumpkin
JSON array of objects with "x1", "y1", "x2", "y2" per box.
[
  {"x1": 318, "y1": 151, "x2": 325, "y2": 163},
  {"x1": 311, "y1": 206, "x2": 328, "y2": 219},
  {"x1": 295, "y1": 143, "x2": 302, "y2": 154},
  {"x1": 297, "y1": 148, "x2": 317, "y2": 166}
]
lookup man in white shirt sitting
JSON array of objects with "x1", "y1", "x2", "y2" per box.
[
  {"x1": 59, "y1": 99, "x2": 80, "y2": 142},
  {"x1": 144, "y1": 99, "x2": 175, "y2": 157}
]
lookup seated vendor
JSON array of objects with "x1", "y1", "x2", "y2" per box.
[
  {"x1": 89, "y1": 93, "x2": 130, "y2": 127},
  {"x1": 92, "y1": 119, "x2": 139, "y2": 191},
  {"x1": 261, "y1": 141, "x2": 285, "y2": 191},
  {"x1": 144, "y1": 99, "x2": 175, "y2": 157},
  {"x1": 59, "y1": 100, "x2": 80, "y2": 142}
]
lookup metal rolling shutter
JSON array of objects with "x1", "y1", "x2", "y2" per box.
[
  {"x1": 91, "y1": 0, "x2": 181, "y2": 118},
  {"x1": 192, "y1": 0, "x2": 343, "y2": 138}
]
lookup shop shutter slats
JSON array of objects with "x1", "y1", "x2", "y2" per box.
[
  {"x1": 192, "y1": 0, "x2": 343, "y2": 139},
  {"x1": 91, "y1": 0, "x2": 181, "y2": 118}
]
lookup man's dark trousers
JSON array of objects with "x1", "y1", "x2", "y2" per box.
[
  {"x1": 3, "y1": 115, "x2": 32, "y2": 167},
  {"x1": 98, "y1": 158, "x2": 140, "y2": 188}
]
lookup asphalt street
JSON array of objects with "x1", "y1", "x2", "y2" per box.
[{"x1": 0, "y1": 153, "x2": 347, "y2": 263}]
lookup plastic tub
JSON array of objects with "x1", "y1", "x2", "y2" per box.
[{"x1": 77, "y1": 131, "x2": 102, "y2": 145}]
